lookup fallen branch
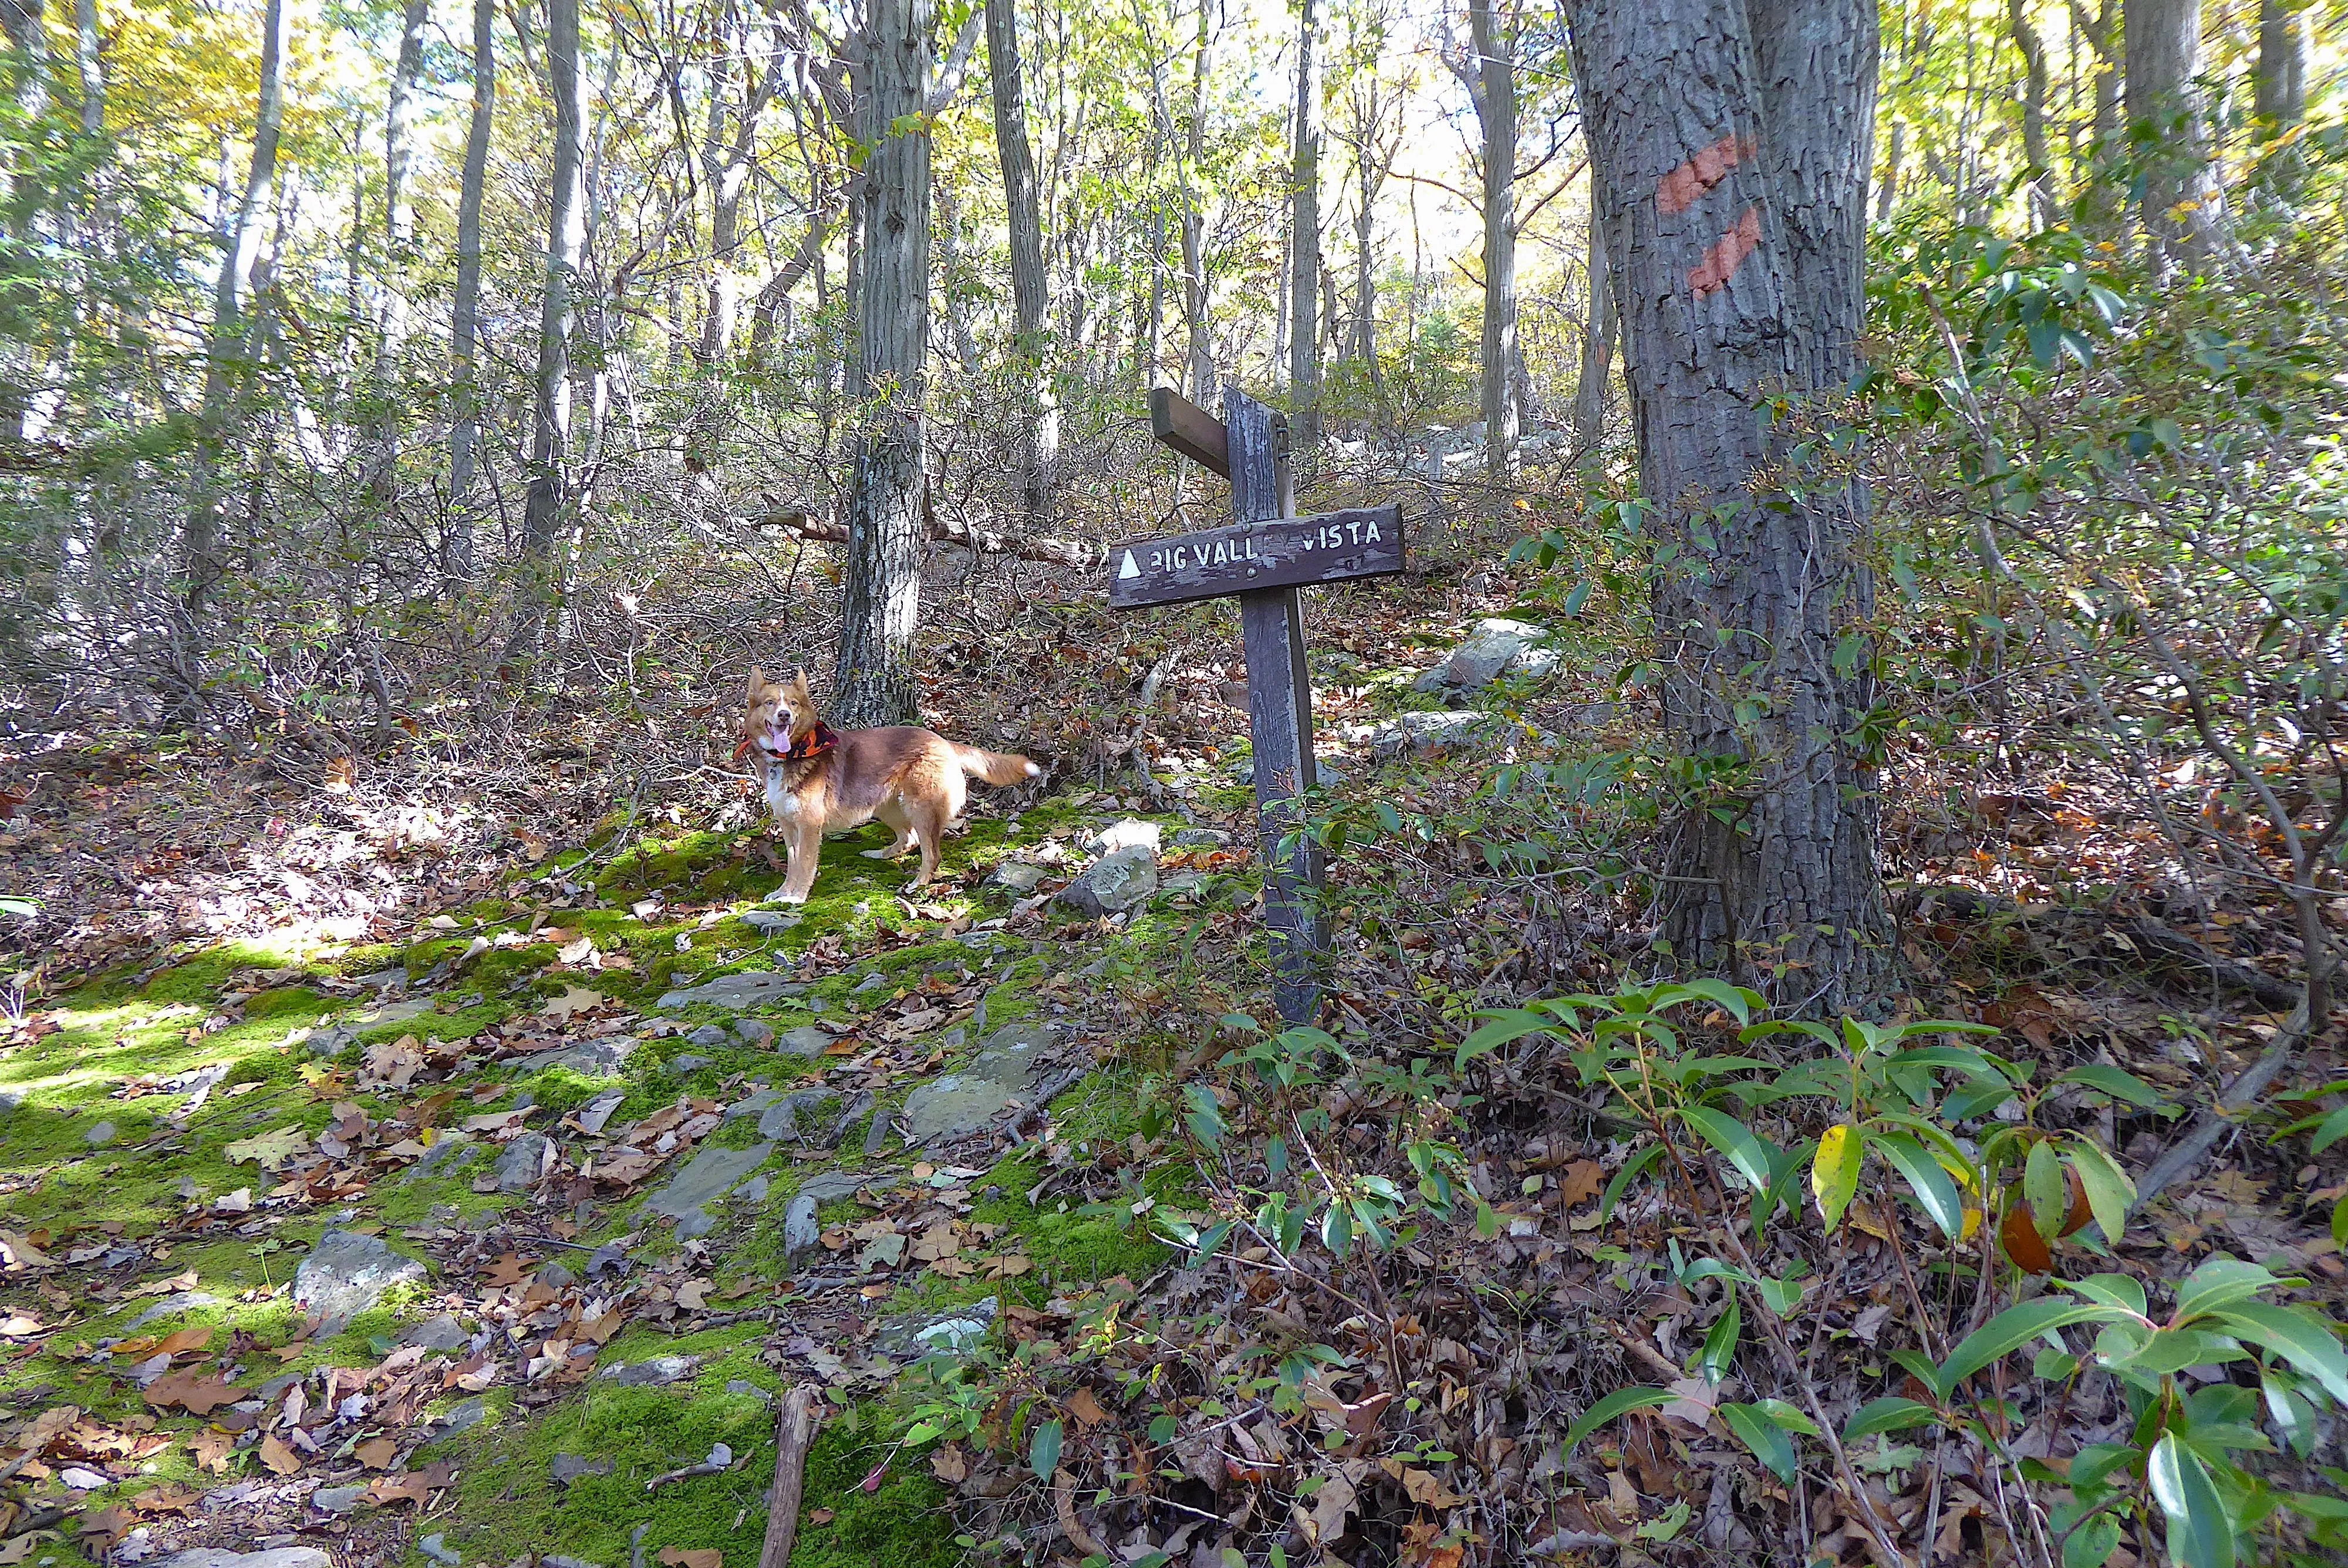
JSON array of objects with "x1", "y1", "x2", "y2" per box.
[
  {"x1": 762, "y1": 506, "x2": 1105, "y2": 570},
  {"x1": 2130, "y1": 989, "x2": 2314, "y2": 1216},
  {"x1": 1906, "y1": 886, "x2": 2299, "y2": 1009},
  {"x1": 756, "y1": 1384, "x2": 819, "y2": 1568}
]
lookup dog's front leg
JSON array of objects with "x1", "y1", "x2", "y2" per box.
[{"x1": 776, "y1": 824, "x2": 819, "y2": 904}]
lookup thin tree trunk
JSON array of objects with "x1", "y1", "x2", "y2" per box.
[
  {"x1": 832, "y1": 0, "x2": 932, "y2": 728},
  {"x1": 1571, "y1": 204, "x2": 1613, "y2": 452},
  {"x1": 72, "y1": 0, "x2": 96, "y2": 136},
  {"x1": 1181, "y1": 0, "x2": 1212, "y2": 404},
  {"x1": 747, "y1": 200, "x2": 836, "y2": 362},
  {"x1": 447, "y1": 0, "x2": 495, "y2": 582},
  {"x1": 1287, "y1": 0, "x2": 1322, "y2": 472},
  {"x1": 1875, "y1": 119, "x2": 1901, "y2": 220},
  {"x1": 2124, "y1": 0, "x2": 2210, "y2": 272},
  {"x1": 184, "y1": 0, "x2": 286, "y2": 621},
  {"x1": 1468, "y1": 0, "x2": 1515, "y2": 481},
  {"x1": 0, "y1": 0, "x2": 46, "y2": 443},
  {"x1": 372, "y1": 0, "x2": 427, "y2": 503},
  {"x1": 1567, "y1": 0, "x2": 1892, "y2": 1015},
  {"x1": 2008, "y1": 0, "x2": 2053, "y2": 226},
  {"x1": 987, "y1": 0, "x2": 1056, "y2": 523},
  {"x1": 2253, "y1": 0, "x2": 2308, "y2": 130},
  {"x1": 508, "y1": 0, "x2": 586, "y2": 658}
]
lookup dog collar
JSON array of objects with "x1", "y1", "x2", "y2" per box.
[{"x1": 781, "y1": 722, "x2": 841, "y2": 762}]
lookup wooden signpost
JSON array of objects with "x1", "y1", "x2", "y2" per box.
[{"x1": 1115, "y1": 383, "x2": 1406, "y2": 1023}]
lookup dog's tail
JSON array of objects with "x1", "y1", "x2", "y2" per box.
[{"x1": 952, "y1": 744, "x2": 1043, "y2": 787}]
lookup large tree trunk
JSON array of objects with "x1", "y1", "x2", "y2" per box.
[
  {"x1": 832, "y1": 0, "x2": 932, "y2": 728},
  {"x1": 1468, "y1": 0, "x2": 1515, "y2": 482},
  {"x1": 986, "y1": 0, "x2": 1055, "y2": 525},
  {"x1": 1567, "y1": 0, "x2": 1892, "y2": 1015},
  {"x1": 508, "y1": 0, "x2": 586, "y2": 657},
  {"x1": 446, "y1": 0, "x2": 494, "y2": 582},
  {"x1": 0, "y1": 0, "x2": 47, "y2": 444},
  {"x1": 1571, "y1": 204, "x2": 1614, "y2": 452},
  {"x1": 1287, "y1": 0, "x2": 1322, "y2": 471},
  {"x1": 184, "y1": 0, "x2": 286, "y2": 621},
  {"x1": 2123, "y1": 0, "x2": 2209, "y2": 272}
]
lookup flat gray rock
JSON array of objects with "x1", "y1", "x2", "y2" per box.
[
  {"x1": 873, "y1": 1295, "x2": 997, "y2": 1358},
  {"x1": 668, "y1": 1054, "x2": 712, "y2": 1074},
  {"x1": 404, "y1": 1131, "x2": 477, "y2": 1182},
  {"x1": 597, "y1": 1353, "x2": 700, "y2": 1387},
  {"x1": 293, "y1": 1229, "x2": 426, "y2": 1327},
  {"x1": 1412, "y1": 616, "x2": 1553, "y2": 692},
  {"x1": 726, "y1": 1089, "x2": 787, "y2": 1121},
  {"x1": 726, "y1": 1378, "x2": 772, "y2": 1403},
  {"x1": 1358, "y1": 710, "x2": 1489, "y2": 759},
  {"x1": 1055, "y1": 844, "x2": 1158, "y2": 917},
  {"x1": 125, "y1": 1290, "x2": 222, "y2": 1331},
  {"x1": 84, "y1": 1119, "x2": 117, "y2": 1147},
  {"x1": 988, "y1": 860, "x2": 1048, "y2": 893},
  {"x1": 310, "y1": 1484, "x2": 366, "y2": 1515},
  {"x1": 549, "y1": 1453, "x2": 612, "y2": 1486},
  {"x1": 495, "y1": 1131, "x2": 551, "y2": 1193},
  {"x1": 402, "y1": 1313, "x2": 473, "y2": 1353},
  {"x1": 657, "y1": 971, "x2": 802, "y2": 1010},
  {"x1": 758, "y1": 1089, "x2": 841, "y2": 1143},
  {"x1": 743, "y1": 910, "x2": 801, "y2": 934},
  {"x1": 158, "y1": 1552, "x2": 335, "y2": 1568},
  {"x1": 775, "y1": 1025, "x2": 832, "y2": 1057},
  {"x1": 901, "y1": 1023, "x2": 1052, "y2": 1143},
  {"x1": 1171, "y1": 827, "x2": 1230, "y2": 847},
  {"x1": 686, "y1": 1023, "x2": 731, "y2": 1047},
  {"x1": 733, "y1": 1019, "x2": 775, "y2": 1047},
  {"x1": 782, "y1": 1191, "x2": 821, "y2": 1257},
  {"x1": 352, "y1": 996, "x2": 435, "y2": 1029},
  {"x1": 643, "y1": 1142, "x2": 774, "y2": 1239},
  {"x1": 534, "y1": 1035, "x2": 637, "y2": 1077},
  {"x1": 421, "y1": 1396, "x2": 488, "y2": 1443},
  {"x1": 794, "y1": 1170, "x2": 868, "y2": 1204}
]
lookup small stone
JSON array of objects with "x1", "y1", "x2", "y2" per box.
[
  {"x1": 419, "y1": 1533, "x2": 463, "y2": 1566},
  {"x1": 852, "y1": 971, "x2": 890, "y2": 995},
  {"x1": 732, "y1": 1019, "x2": 775, "y2": 1048},
  {"x1": 534, "y1": 1035, "x2": 638, "y2": 1077},
  {"x1": 988, "y1": 860, "x2": 1048, "y2": 893},
  {"x1": 794, "y1": 1171, "x2": 866, "y2": 1204},
  {"x1": 735, "y1": 1174, "x2": 770, "y2": 1203},
  {"x1": 1085, "y1": 818, "x2": 1162, "y2": 856},
  {"x1": 84, "y1": 1120, "x2": 117, "y2": 1148},
  {"x1": 1170, "y1": 827, "x2": 1230, "y2": 847},
  {"x1": 403, "y1": 1131, "x2": 476, "y2": 1182},
  {"x1": 158, "y1": 1552, "x2": 336, "y2": 1568},
  {"x1": 656, "y1": 970, "x2": 802, "y2": 1010},
  {"x1": 873, "y1": 1295, "x2": 998, "y2": 1358},
  {"x1": 58, "y1": 1465, "x2": 109, "y2": 1490},
  {"x1": 686, "y1": 1023, "x2": 730, "y2": 1047},
  {"x1": 774, "y1": 1025, "x2": 832, "y2": 1057},
  {"x1": 900, "y1": 1023, "x2": 1052, "y2": 1144},
  {"x1": 726, "y1": 1089, "x2": 785, "y2": 1122},
  {"x1": 402, "y1": 1314, "x2": 472, "y2": 1353},
  {"x1": 597, "y1": 1353, "x2": 700, "y2": 1388},
  {"x1": 1412, "y1": 616, "x2": 1553, "y2": 692},
  {"x1": 538, "y1": 1261, "x2": 576, "y2": 1289},
  {"x1": 782, "y1": 1192, "x2": 820, "y2": 1258},
  {"x1": 495, "y1": 1131, "x2": 551, "y2": 1193},
  {"x1": 1054, "y1": 844, "x2": 1158, "y2": 917},
  {"x1": 669, "y1": 1054, "x2": 713, "y2": 1075},
  {"x1": 726, "y1": 1378, "x2": 772, "y2": 1403},
  {"x1": 743, "y1": 910, "x2": 801, "y2": 934},
  {"x1": 549, "y1": 1454, "x2": 612, "y2": 1487},
  {"x1": 573, "y1": 1092, "x2": 626, "y2": 1134},
  {"x1": 310, "y1": 1485, "x2": 367, "y2": 1515},
  {"x1": 124, "y1": 1290, "x2": 222, "y2": 1331},
  {"x1": 293, "y1": 1230, "x2": 426, "y2": 1329},
  {"x1": 422, "y1": 1397, "x2": 488, "y2": 1442}
]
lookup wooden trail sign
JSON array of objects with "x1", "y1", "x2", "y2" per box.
[{"x1": 1118, "y1": 384, "x2": 1408, "y2": 1023}]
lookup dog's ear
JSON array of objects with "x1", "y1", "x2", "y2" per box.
[
  {"x1": 745, "y1": 666, "x2": 770, "y2": 704},
  {"x1": 787, "y1": 668, "x2": 810, "y2": 697}
]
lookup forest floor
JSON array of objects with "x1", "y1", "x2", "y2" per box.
[{"x1": 1, "y1": 540, "x2": 2343, "y2": 1568}]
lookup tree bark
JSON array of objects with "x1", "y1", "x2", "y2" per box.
[
  {"x1": 1287, "y1": 0, "x2": 1322, "y2": 471},
  {"x1": 1468, "y1": 0, "x2": 1516, "y2": 481},
  {"x1": 0, "y1": 0, "x2": 47, "y2": 443},
  {"x1": 447, "y1": 0, "x2": 494, "y2": 582},
  {"x1": 71, "y1": 0, "x2": 96, "y2": 135},
  {"x1": 183, "y1": 0, "x2": 286, "y2": 620},
  {"x1": 987, "y1": 0, "x2": 1056, "y2": 524},
  {"x1": 370, "y1": 0, "x2": 428, "y2": 504},
  {"x1": 508, "y1": 0, "x2": 586, "y2": 657},
  {"x1": 1181, "y1": 0, "x2": 1212, "y2": 404},
  {"x1": 2123, "y1": 0, "x2": 2209, "y2": 272},
  {"x1": 2007, "y1": 0, "x2": 2053, "y2": 226},
  {"x1": 1566, "y1": 0, "x2": 1892, "y2": 1015},
  {"x1": 2253, "y1": 0, "x2": 2307, "y2": 131},
  {"x1": 832, "y1": 0, "x2": 933, "y2": 728},
  {"x1": 1571, "y1": 204, "x2": 1613, "y2": 451}
]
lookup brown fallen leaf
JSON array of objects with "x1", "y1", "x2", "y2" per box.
[
  {"x1": 1065, "y1": 1388, "x2": 1109, "y2": 1428},
  {"x1": 354, "y1": 1437, "x2": 399, "y2": 1469},
  {"x1": 929, "y1": 1445, "x2": 967, "y2": 1483},
  {"x1": 144, "y1": 1371, "x2": 245, "y2": 1417},
  {"x1": 190, "y1": 1430, "x2": 233, "y2": 1473},
  {"x1": 657, "y1": 1549, "x2": 722, "y2": 1568},
  {"x1": 77, "y1": 1505, "x2": 137, "y2": 1547},
  {"x1": 807, "y1": 1507, "x2": 834, "y2": 1526},
  {"x1": 257, "y1": 1434, "x2": 302, "y2": 1476},
  {"x1": 154, "y1": 1326, "x2": 213, "y2": 1358},
  {"x1": 479, "y1": 1253, "x2": 529, "y2": 1288},
  {"x1": 1558, "y1": 1160, "x2": 1606, "y2": 1208}
]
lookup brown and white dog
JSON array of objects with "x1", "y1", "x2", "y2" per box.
[{"x1": 738, "y1": 667, "x2": 1040, "y2": 904}]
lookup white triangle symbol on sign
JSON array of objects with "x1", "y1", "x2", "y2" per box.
[{"x1": 1118, "y1": 550, "x2": 1141, "y2": 580}]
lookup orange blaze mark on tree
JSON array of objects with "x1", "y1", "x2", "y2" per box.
[
  {"x1": 1688, "y1": 205, "x2": 1763, "y2": 299},
  {"x1": 1655, "y1": 133, "x2": 1756, "y2": 215}
]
